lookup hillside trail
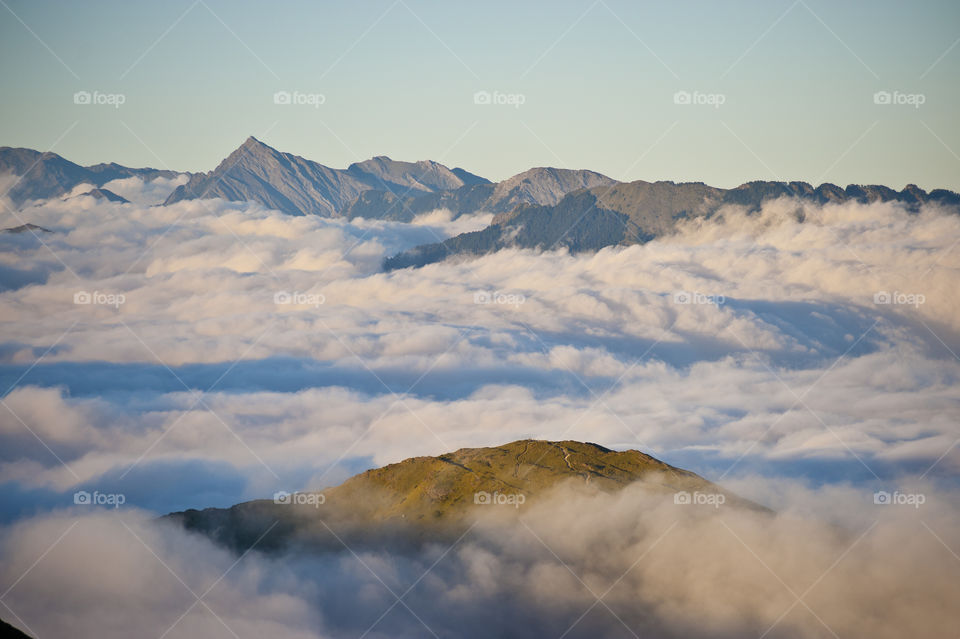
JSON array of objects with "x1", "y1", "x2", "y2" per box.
[
  {"x1": 513, "y1": 441, "x2": 530, "y2": 477},
  {"x1": 554, "y1": 443, "x2": 591, "y2": 484}
]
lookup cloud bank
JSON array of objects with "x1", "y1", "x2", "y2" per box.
[
  {"x1": 0, "y1": 180, "x2": 958, "y2": 636},
  {"x1": 2, "y1": 480, "x2": 958, "y2": 638}
]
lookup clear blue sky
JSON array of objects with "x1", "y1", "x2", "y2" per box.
[{"x1": 1, "y1": 0, "x2": 958, "y2": 189}]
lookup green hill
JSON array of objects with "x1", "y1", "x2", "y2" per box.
[{"x1": 167, "y1": 440, "x2": 759, "y2": 554}]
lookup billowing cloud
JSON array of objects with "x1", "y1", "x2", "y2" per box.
[
  {"x1": 0, "y1": 184, "x2": 958, "y2": 636},
  {"x1": 1, "y1": 479, "x2": 957, "y2": 638}
]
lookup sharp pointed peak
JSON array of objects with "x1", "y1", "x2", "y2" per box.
[{"x1": 234, "y1": 136, "x2": 281, "y2": 156}]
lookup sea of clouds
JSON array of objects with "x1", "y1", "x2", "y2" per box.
[{"x1": 0, "y1": 175, "x2": 958, "y2": 637}]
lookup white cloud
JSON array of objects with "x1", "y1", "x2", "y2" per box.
[
  {"x1": 0, "y1": 192, "x2": 957, "y2": 491},
  {"x1": 101, "y1": 174, "x2": 189, "y2": 205},
  {"x1": 1, "y1": 480, "x2": 958, "y2": 638},
  {"x1": 1, "y1": 187, "x2": 959, "y2": 637}
]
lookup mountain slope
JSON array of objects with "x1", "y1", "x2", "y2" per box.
[
  {"x1": 0, "y1": 146, "x2": 179, "y2": 207},
  {"x1": 164, "y1": 137, "x2": 489, "y2": 216},
  {"x1": 163, "y1": 136, "x2": 368, "y2": 216},
  {"x1": 1, "y1": 223, "x2": 52, "y2": 234},
  {"x1": 167, "y1": 439, "x2": 754, "y2": 554},
  {"x1": 384, "y1": 179, "x2": 960, "y2": 269},
  {"x1": 343, "y1": 167, "x2": 617, "y2": 222},
  {"x1": 70, "y1": 188, "x2": 129, "y2": 203},
  {"x1": 490, "y1": 166, "x2": 618, "y2": 209},
  {"x1": 0, "y1": 617, "x2": 32, "y2": 639},
  {"x1": 346, "y1": 156, "x2": 488, "y2": 193}
]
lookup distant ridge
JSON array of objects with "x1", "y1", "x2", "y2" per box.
[
  {"x1": 5, "y1": 139, "x2": 958, "y2": 268},
  {"x1": 384, "y1": 178, "x2": 960, "y2": 270},
  {"x1": 164, "y1": 136, "x2": 489, "y2": 217},
  {"x1": 70, "y1": 188, "x2": 129, "y2": 203},
  {"x1": 1, "y1": 223, "x2": 52, "y2": 234},
  {"x1": 0, "y1": 146, "x2": 179, "y2": 207},
  {"x1": 343, "y1": 166, "x2": 617, "y2": 222}
]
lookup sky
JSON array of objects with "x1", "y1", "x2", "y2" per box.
[
  {"x1": 2, "y1": 4, "x2": 960, "y2": 636},
  {"x1": 1, "y1": 0, "x2": 959, "y2": 189}
]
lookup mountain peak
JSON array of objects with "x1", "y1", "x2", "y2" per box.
[
  {"x1": 164, "y1": 139, "x2": 488, "y2": 215},
  {"x1": 235, "y1": 135, "x2": 276, "y2": 157}
]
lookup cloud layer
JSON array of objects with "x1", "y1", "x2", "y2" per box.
[
  {"x1": 0, "y1": 180, "x2": 958, "y2": 636},
  {"x1": 2, "y1": 480, "x2": 958, "y2": 639}
]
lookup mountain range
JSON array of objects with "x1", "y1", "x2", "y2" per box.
[
  {"x1": 167, "y1": 439, "x2": 759, "y2": 555},
  {"x1": 0, "y1": 138, "x2": 616, "y2": 221},
  {"x1": 384, "y1": 178, "x2": 960, "y2": 269},
  {"x1": 4, "y1": 138, "x2": 958, "y2": 270},
  {"x1": 0, "y1": 146, "x2": 178, "y2": 207},
  {"x1": 164, "y1": 136, "x2": 490, "y2": 216},
  {"x1": 161, "y1": 137, "x2": 617, "y2": 221},
  {"x1": 342, "y1": 165, "x2": 616, "y2": 222}
]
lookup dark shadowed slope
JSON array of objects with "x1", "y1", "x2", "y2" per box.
[
  {"x1": 384, "y1": 179, "x2": 960, "y2": 269},
  {"x1": 0, "y1": 617, "x2": 32, "y2": 638}
]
